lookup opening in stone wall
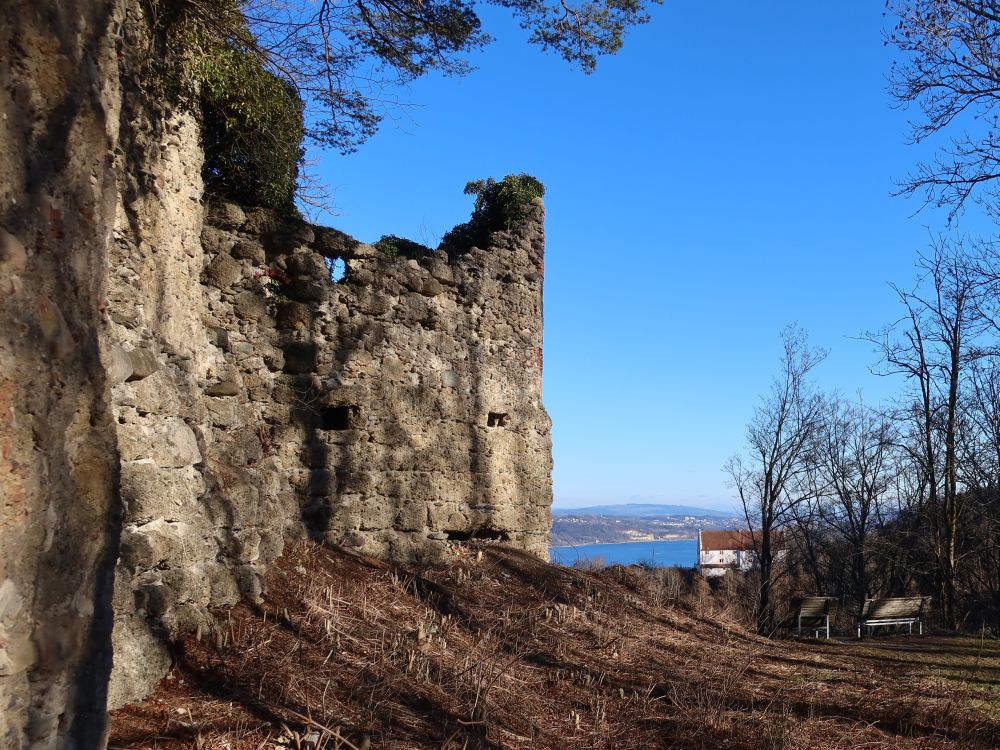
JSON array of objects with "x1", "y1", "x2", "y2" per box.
[
  {"x1": 319, "y1": 405, "x2": 354, "y2": 430},
  {"x1": 487, "y1": 412, "x2": 508, "y2": 428},
  {"x1": 323, "y1": 256, "x2": 348, "y2": 283},
  {"x1": 446, "y1": 528, "x2": 510, "y2": 542}
]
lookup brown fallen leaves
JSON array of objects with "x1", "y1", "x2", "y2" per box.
[{"x1": 109, "y1": 542, "x2": 1000, "y2": 749}]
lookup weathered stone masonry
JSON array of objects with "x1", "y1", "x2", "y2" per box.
[
  {"x1": 106, "y1": 199, "x2": 553, "y2": 706},
  {"x1": 1, "y1": 0, "x2": 552, "y2": 739},
  {"x1": 1, "y1": 1, "x2": 128, "y2": 746}
]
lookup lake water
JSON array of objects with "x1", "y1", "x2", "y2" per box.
[{"x1": 550, "y1": 539, "x2": 697, "y2": 568}]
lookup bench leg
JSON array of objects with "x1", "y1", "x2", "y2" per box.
[
  {"x1": 825, "y1": 615, "x2": 830, "y2": 639},
  {"x1": 919, "y1": 620, "x2": 922, "y2": 635}
]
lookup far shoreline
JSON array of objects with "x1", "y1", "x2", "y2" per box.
[{"x1": 550, "y1": 538, "x2": 697, "y2": 549}]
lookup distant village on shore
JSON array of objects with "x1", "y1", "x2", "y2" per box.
[{"x1": 550, "y1": 503, "x2": 741, "y2": 546}]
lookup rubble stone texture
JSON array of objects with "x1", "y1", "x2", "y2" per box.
[
  {"x1": 0, "y1": 0, "x2": 553, "y2": 737},
  {"x1": 106, "y1": 199, "x2": 553, "y2": 707},
  {"x1": 0, "y1": 0, "x2": 125, "y2": 746}
]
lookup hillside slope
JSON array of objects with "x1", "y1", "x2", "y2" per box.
[{"x1": 109, "y1": 543, "x2": 1000, "y2": 749}]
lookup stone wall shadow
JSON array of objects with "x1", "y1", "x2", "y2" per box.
[{"x1": 4, "y1": 0, "x2": 124, "y2": 743}]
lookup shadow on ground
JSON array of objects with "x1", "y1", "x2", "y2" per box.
[{"x1": 109, "y1": 543, "x2": 1000, "y2": 750}]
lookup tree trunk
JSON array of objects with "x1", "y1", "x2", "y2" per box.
[{"x1": 757, "y1": 528, "x2": 774, "y2": 633}]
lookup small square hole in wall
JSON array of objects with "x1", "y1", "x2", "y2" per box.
[
  {"x1": 487, "y1": 412, "x2": 508, "y2": 428},
  {"x1": 319, "y1": 405, "x2": 354, "y2": 430}
]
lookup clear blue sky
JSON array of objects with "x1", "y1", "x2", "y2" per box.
[{"x1": 310, "y1": 1, "x2": 993, "y2": 512}]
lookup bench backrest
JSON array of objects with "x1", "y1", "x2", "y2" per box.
[
  {"x1": 860, "y1": 596, "x2": 930, "y2": 620},
  {"x1": 791, "y1": 596, "x2": 837, "y2": 618}
]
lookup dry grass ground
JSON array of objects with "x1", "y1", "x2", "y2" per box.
[{"x1": 109, "y1": 542, "x2": 1000, "y2": 749}]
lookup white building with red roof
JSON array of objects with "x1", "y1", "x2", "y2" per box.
[{"x1": 697, "y1": 530, "x2": 784, "y2": 577}]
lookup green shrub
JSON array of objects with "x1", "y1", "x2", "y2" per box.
[
  {"x1": 439, "y1": 173, "x2": 544, "y2": 255},
  {"x1": 151, "y1": 0, "x2": 305, "y2": 214},
  {"x1": 374, "y1": 235, "x2": 434, "y2": 258},
  {"x1": 198, "y1": 44, "x2": 304, "y2": 213},
  {"x1": 466, "y1": 173, "x2": 545, "y2": 230}
]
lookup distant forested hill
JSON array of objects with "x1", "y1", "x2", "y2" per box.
[{"x1": 553, "y1": 503, "x2": 737, "y2": 518}]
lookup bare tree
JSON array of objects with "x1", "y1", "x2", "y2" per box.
[
  {"x1": 961, "y1": 357, "x2": 1000, "y2": 487},
  {"x1": 867, "y1": 240, "x2": 988, "y2": 626},
  {"x1": 810, "y1": 396, "x2": 897, "y2": 606},
  {"x1": 887, "y1": 1, "x2": 1000, "y2": 218},
  {"x1": 785, "y1": 491, "x2": 829, "y2": 596},
  {"x1": 726, "y1": 326, "x2": 827, "y2": 633},
  {"x1": 956, "y1": 357, "x2": 1000, "y2": 628}
]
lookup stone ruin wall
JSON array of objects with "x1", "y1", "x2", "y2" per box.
[
  {"x1": 106, "y1": 197, "x2": 553, "y2": 706},
  {"x1": 2, "y1": 0, "x2": 129, "y2": 745},
  {"x1": 1, "y1": 0, "x2": 552, "y2": 737}
]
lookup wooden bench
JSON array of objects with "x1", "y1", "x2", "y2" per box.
[
  {"x1": 781, "y1": 596, "x2": 838, "y2": 638},
  {"x1": 857, "y1": 596, "x2": 931, "y2": 639}
]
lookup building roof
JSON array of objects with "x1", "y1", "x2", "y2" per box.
[{"x1": 699, "y1": 530, "x2": 782, "y2": 552}]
